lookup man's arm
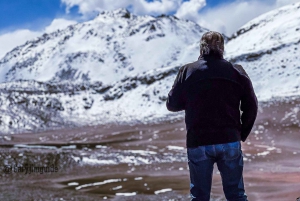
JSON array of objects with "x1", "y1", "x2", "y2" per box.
[
  {"x1": 240, "y1": 75, "x2": 258, "y2": 142},
  {"x1": 166, "y1": 65, "x2": 188, "y2": 112}
]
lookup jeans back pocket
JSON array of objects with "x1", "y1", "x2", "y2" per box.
[
  {"x1": 222, "y1": 141, "x2": 241, "y2": 160},
  {"x1": 187, "y1": 146, "x2": 207, "y2": 163}
]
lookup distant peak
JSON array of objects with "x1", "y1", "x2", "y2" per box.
[{"x1": 97, "y1": 8, "x2": 132, "y2": 19}]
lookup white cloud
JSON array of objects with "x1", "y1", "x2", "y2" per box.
[
  {"x1": 61, "y1": 0, "x2": 198, "y2": 17},
  {"x1": 0, "y1": 30, "x2": 40, "y2": 59},
  {"x1": 175, "y1": 0, "x2": 206, "y2": 22},
  {"x1": 0, "y1": 18, "x2": 77, "y2": 59},
  {"x1": 196, "y1": 0, "x2": 300, "y2": 36},
  {"x1": 44, "y1": 18, "x2": 77, "y2": 33},
  {"x1": 131, "y1": 0, "x2": 182, "y2": 15}
]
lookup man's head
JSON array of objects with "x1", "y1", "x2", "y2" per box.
[{"x1": 200, "y1": 31, "x2": 224, "y2": 58}]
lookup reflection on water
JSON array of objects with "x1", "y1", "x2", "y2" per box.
[{"x1": 61, "y1": 174, "x2": 189, "y2": 199}]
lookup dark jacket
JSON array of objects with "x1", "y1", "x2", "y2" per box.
[{"x1": 166, "y1": 54, "x2": 258, "y2": 148}]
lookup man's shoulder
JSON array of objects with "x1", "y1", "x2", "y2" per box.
[
  {"x1": 231, "y1": 63, "x2": 250, "y2": 80},
  {"x1": 182, "y1": 59, "x2": 208, "y2": 81}
]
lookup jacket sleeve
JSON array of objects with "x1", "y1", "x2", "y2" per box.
[
  {"x1": 166, "y1": 65, "x2": 188, "y2": 112},
  {"x1": 240, "y1": 75, "x2": 258, "y2": 142}
]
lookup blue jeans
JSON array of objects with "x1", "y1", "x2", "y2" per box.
[{"x1": 187, "y1": 141, "x2": 248, "y2": 201}]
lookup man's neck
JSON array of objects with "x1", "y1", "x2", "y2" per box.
[{"x1": 199, "y1": 53, "x2": 223, "y2": 60}]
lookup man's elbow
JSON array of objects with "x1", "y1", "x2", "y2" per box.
[
  {"x1": 252, "y1": 99, "x2": 259, "y2": 118},
  {"x1": 167, "y1": 105, "x2": 183, "y2": 112},
  {"x1": 166, "y1": 100, "x2": 184, "y2": 112},
  {"x1": 243, "y1": 97, "x2": 258, "y2": 118}
]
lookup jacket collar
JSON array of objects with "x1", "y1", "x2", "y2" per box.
[{"x1": 198, "y1": 53, "x2": 223, "y2": 61}]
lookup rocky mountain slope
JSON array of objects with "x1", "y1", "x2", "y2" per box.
[
  {"x1": 0, "y1": 3, "x2": 299, "y2": 133},
  {"x1": 226, "y1": 2, "x2": 300, "y2": 101},
  {"x1": 0, "y1": 67, "x2": 180, "y2": 134}
]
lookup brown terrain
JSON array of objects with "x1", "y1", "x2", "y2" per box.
[{"x1": 0, "y1": 96, "x2": 299, "y2": 201}]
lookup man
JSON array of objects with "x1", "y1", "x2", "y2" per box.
[{"x1": 166, "y1": 31, "x2": 258, "y2": 201}]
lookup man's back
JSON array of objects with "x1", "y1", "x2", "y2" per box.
[{"x1": 166, "y1": 53, "x2": 258, "y2": 147}]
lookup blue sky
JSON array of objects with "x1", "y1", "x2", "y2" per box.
[
  {"x1": 0, "y1": 0, "x2": 79, "y2": 32},
  {"x1": 0, "y1": 0, "x2": 298, "y2": 58}
]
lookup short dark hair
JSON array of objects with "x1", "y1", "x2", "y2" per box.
[{"x1": 200, "y1": 31, "x2": 224, "y2": 58}]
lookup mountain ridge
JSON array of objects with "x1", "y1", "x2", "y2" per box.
[{"x1": 0, "y1": 8, "x2": 207, "y2": 84}]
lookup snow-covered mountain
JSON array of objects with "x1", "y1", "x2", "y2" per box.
[
  {"x1": 0, "y1": 9, "x2": 207, "y2": 84},
  {"x1": 226, "y1": 2, "x2": 300, "y2": 101},
  {"x1": 0, "y1": 3, "x2": 299, "y2": 133}
]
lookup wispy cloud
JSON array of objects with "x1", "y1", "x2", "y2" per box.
[
  {"x1": 0, "y1": 18, "x2": 76, "y2": 59},
  {"x1": 0, "y1": 30, "x2": 40, "y2": 59},
  {"x1": 61, "y1": 0, "x2": 206, "y2": 18},
  {"x1": 196, "y1": 0, "x2": 300, "y2": 36},
  {"x1": 44, "y1": 18, "x2": 77, "y2": 33},
  {"x1": 175, "y1": 0, "x2": 206, "y2": 21}
]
